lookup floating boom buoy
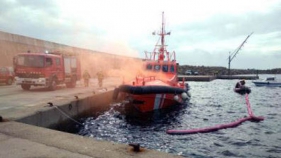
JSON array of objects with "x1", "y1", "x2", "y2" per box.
[{"x1": 167, "y1": 94, "x2": 264, "y2": 135}]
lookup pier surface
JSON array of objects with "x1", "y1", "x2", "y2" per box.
[{"x1": 0, "y1": 77, "x2": 180, "y2": 158}]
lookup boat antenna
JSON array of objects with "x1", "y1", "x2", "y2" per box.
[
  {"x1": 228, "y1": 32, "x2": 253, "y2": 76},
  {"x1": 153, "y1": 12, "x2": 171, "y2": 61}
]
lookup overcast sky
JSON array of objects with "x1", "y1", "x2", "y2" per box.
[{"x1": 1, "y1": 0, "x2": 281, "y2": 69}]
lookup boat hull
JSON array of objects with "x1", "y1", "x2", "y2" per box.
[
  {"x1": 113, "y1": 85, "x2": 190, "y2": 113},
  {"x1": 121, "y1": 93, "x2": 188, "y2": 113},
  {"x1": 252, "y1": 81, "x2": 281, "y2": 87},
  {"x1": 234, "y1": 86, "x2": 251, "y2": 95}
]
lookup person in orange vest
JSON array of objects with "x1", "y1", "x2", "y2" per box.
[{"x1": 83, "y1": 70, "x2": 91, "y2": 87}]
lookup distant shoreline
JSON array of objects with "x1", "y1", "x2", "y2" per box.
[{"x1": 179, "y1": 65, "x2": 281, "y2": 76}]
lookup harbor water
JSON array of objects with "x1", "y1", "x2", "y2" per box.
[{"x1": 74, "y1": 74, "x2": 281, "y2": 158}]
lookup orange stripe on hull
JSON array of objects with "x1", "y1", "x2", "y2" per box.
[{"x1": 132, "y1": 94, "x2": 181, "y2": 112}]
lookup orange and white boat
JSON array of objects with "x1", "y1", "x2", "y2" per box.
[{"x1": 113, "y1": 12, "x2": 190, "y2": 113}]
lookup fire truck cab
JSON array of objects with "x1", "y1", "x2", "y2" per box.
[
  {"x1": 13, "y1": 52, "x2": 81, "y2": 90},
  {"x1": 0, "y1": 66, "x2": 15, "y2": 85}
]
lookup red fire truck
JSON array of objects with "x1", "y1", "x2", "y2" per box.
[
  {"x1": 13, "y1": 52, "x2": 81, "y2": 90},
  {"x1": 0, "y1": 66, "x2": 15, "y2": 85}
]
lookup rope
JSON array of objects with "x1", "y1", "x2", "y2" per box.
[
  {"x1": 53, "y1": 105, "x2": 83, "y2": 126},
  {"x1": 245, "y1": 93, "x2": 253, "y2": 116}
]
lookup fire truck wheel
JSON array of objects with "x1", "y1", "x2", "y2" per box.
[
  {"x1": 48, "y1": 79, "x2": 57, "y2": 91},
  {"x1": 6, "y1": 78, "x2": 13, "y2": 85},
  {"x1": 21, "y1": 84, "x2": 31, "y2": 90}
]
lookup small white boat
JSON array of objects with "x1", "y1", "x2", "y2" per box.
[{"x1": 252, "y1": 76, "x2": 281, "y2": 87}]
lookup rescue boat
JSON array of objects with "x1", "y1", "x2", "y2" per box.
[{"x1": 113, "y1": 12, "x2": 190, "y2": 113}]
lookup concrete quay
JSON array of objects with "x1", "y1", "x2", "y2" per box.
[
  {"x1": 178, "y1": 75, "x2": 216, "y2": 82},
  {"x1": 0, "y1": 122, "x2": 180, "y2": 158},
  {"x1": 0, "y1": 77, "x2": 181, "y2": 158}
]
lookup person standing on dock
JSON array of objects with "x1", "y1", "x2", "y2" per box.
[
  {"x1": 96, "y1": 70, "x2": 104, "y2": 87},
  {"x1": 83, "y1": 70, "x2": 91, "y2": 87}
]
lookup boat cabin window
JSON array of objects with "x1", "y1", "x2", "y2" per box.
[
  {"x1": 266, "y1": 77, "x2": 275, "y2": 81},
  {"x1": 146, "y1": 64, "x2": 152, "y2": 70},
  {"x1": 154, "y1": 65, "x2": 161, "y2": 71},
  {"x1": 170, "y1": 65, "x2": 175, "y2": 72},
  {"x1": 162, "y1": 65, "x2": 168, "y2": 72}
]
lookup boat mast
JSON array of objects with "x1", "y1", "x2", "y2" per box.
[
  {"x1": 155, "y1": 12, "x2": 170, "y2": 61},
  {"x1": 161, "y1": 11, "x2": 165, "y2": 52}
]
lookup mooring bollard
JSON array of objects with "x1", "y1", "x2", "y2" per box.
[{"x1": 129, "y1": 143, "x2": 140, "y2": 152}]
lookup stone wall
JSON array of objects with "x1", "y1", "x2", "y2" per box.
[{"x1": 0, "y1": 31, "x2": 140, "y2": 77}]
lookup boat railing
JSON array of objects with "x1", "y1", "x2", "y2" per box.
[{"x1": 135, "y1": 76, "x2": 156, "y2": 84}]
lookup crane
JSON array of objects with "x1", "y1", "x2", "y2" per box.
[{"x1": 228, "y1": 32, "x2": 253, "y2": 76}]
